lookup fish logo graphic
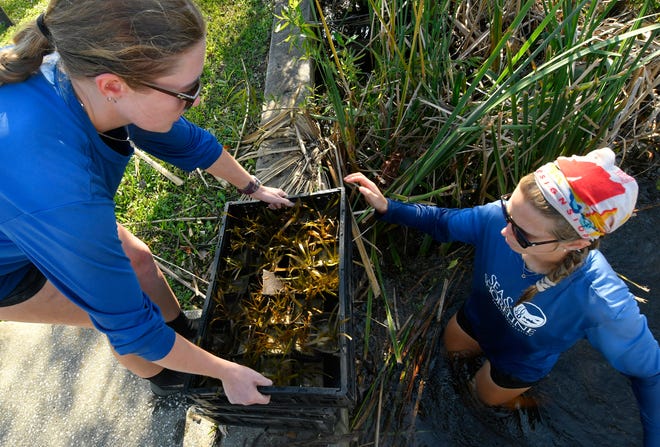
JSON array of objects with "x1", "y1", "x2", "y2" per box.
[{"x1": 513, "y1": 302, "x2": 546, "y2": 329}]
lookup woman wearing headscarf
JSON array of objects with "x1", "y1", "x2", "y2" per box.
[{"x1": 346, "y1": 148, "x2": 659, "y2": 446}]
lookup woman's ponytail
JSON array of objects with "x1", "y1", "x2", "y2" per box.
[{"x1": 0, "y1": 16, "x2": 54, "y2": 85}]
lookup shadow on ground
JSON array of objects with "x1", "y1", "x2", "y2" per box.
[{"x1": 0, "y1": 323, "x2": 189, "y2": 447}]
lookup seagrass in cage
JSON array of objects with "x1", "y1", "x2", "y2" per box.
[{"x1": 186, "y1": 188, "x2": 354, "y2": 428}]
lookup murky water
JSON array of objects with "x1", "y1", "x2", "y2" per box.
[{"x1": 413, "y1": 312, "x2": 643, "y2": 446}]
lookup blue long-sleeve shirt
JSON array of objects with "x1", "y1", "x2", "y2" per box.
[
  {"x1": 0, "y1": 55, "x2": 223, "y2": 361},
  {"x1": 378, "y1": 199, "x2": 660, "y2": 446}
]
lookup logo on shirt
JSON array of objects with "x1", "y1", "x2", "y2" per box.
[{"x1": 485, "y1": 274, "x2": 547, "y2": 336}]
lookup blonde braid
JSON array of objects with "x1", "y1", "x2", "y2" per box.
[{"x1": 514, "y1": 174, "x2": 600, "y2": 305}]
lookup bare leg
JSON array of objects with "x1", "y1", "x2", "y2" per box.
[
  {"x1": 443, "y1": 312, "x2": 531, "y2": 407},
  {"x1": 115, "y1": 223, "x2": 193, "y2": 378},
  {"x1": 0, "y1": 280, "x2": 94, "y2": 326},
  {"x1": 116, "y1": 223, "x2": 181, "y2": 322},
  {"x1": 0, "y1": 280, "x2": 160, "y2": 377},
  {"x1": 0, "y1": 225, "x2": 181, "y2": 379},
  {"x1": 1, "y1": 225, "x2": 189, "y2": 382},
  {"x1": 109, "y1": 350, "x2": 161, "y2": 378},
  {"x1": 443, "y1": 312, "x2": 482, "y2": 355},
  {"x1": 474, "y1": 361, "x2": 531, "y2": 407}
]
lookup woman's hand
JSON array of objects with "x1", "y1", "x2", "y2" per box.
[
  {"x1": 204, "y1": 151, "x2": 293, "y2": 209},
  {"x1": 250, "y1": 185, "x2": 294, "y2": 209},
  {"x1": 344, "y1": 172, "x2": 388, "y2": 214},
  {"x1": 155, "y1": 334, "x2": 273, "y2": 405},
  {"x1": 220, "y1": 361, "x2": 273, "y2": 405}
]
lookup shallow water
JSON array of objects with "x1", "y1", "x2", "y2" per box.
[{"x1": 413, "y1": 330, "x2": 643, "y2": 446}]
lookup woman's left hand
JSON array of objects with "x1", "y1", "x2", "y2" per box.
[{"x1": 250, "y1": 185, "x2": 294, "y2": 209}]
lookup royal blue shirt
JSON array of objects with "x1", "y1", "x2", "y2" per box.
[
  {"x1": 378, "y1": 199, "x2": 660, "y2": 446},
  {"x1": 0, "y1": 55, "x2": 223, "y2": 361}
]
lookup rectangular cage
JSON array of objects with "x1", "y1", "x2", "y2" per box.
[{"x1": 185, "y1": 188, "x2": 354, "y2": 429}]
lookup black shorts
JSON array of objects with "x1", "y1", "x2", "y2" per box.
[
  {"x1": 0, "y1": 265, "x2": 47, "y2": 308},
  {"x1": 455, "y1": 304, "x2": 540, "y2": 389}
]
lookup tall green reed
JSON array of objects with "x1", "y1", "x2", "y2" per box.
[
  {"x1": 284, "y1": 0, "x2": 658, "y2": 202},
  {"x1": 277, "y1": 1, "x2": 659, "y2": 443},
  {"x1": 392, "y1": 0, "x2": 659, "y2": 200}
]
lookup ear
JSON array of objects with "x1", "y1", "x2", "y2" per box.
[
  {"x1": 94, "y1": 73, "x2": 128, "y2": 100},
  {"x1": 563, "y1": 238, "x2": 591, "y2": 252}
]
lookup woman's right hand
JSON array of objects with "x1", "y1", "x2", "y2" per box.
[
  {"x1": 158, "y1": 335, "x2": 273, "y2": 405},
  {"x1": 219, "y1": 361, "x2": 273, "y2": 405},
  {"x1": 344, "y1": 172, "x2": 388, "y2": 214}
]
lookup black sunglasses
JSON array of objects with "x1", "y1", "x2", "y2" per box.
[
  {"x1": 140, "y1": 77, "x2": 202, "y2": 111},
  {"x1": 500, "y1": 194, "x2": 560, "y2": 249}
]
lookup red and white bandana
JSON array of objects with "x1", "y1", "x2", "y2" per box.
[{"x1": 533, "y1": 148, "x2": 638, "y2": 240}]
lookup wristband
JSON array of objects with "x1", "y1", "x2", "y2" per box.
[{"x1": 237, "y1": 176, "x2": 262, "y2": 195}]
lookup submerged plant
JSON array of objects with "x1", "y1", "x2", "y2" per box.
[{"x1": 205, "y1": 193, "x2": 345, "y2": 386}]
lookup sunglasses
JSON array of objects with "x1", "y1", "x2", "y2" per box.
[
  {"x1": 139, "y1": 77, "x2": 202, "y2": 111},
  {"x1": 500, "y1": 194, "x2": 560, "y2": 249}
]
